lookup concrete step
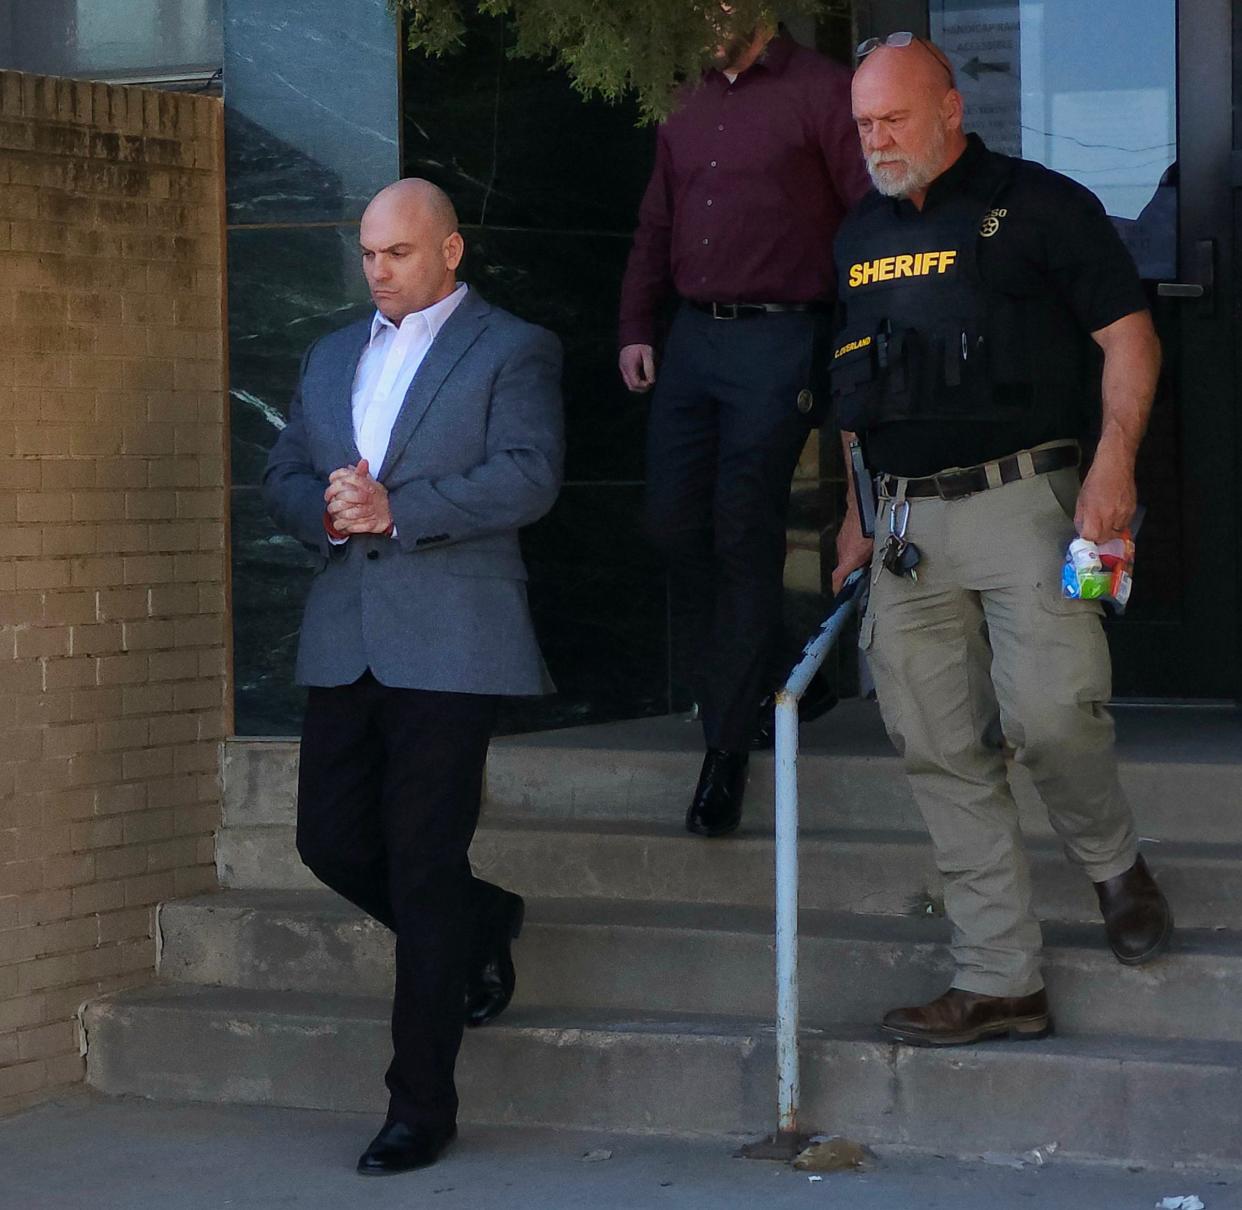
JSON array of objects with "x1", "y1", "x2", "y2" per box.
[
  {"x1": 216, "y1": 818, "x2": 1242, "y2": 930},
  {"x1": 159, "y1": 890, "x2": 1242, "y2": 1042},
  {"x1": 223, "y1": 703, "x2": 1242, "y2": 843},
  {"x1": 83, "y1": 986, "x2": 1242, "y2": 1167}
]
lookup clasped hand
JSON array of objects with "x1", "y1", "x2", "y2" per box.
[{"x1": 324, "y1": 458, "x2": 393, "y2": 535}]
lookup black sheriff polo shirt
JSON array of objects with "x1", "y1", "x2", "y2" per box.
[{"x1": 862, "y1": 133, "x2": 1149, "y2": 479}]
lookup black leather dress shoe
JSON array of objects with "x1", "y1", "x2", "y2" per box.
[
  {"x1": 464, "y1": 890, "x2": 524, "y2": 1028},
  {"x1": 356, "y1": 1120, "x2": 456, "y2": 1176},
  {"x1": 749, "y1": 671, "x2": 839, "y2": 750},
  {"x1": 1094, "y1": 854, "x2": 1173, "y2": 965},
  {"x1": 685, "y1": 749, "x2": 748, "y2": 838}
]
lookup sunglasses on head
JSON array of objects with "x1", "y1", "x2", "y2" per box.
[{"x1": 856, "y1": 32, "x2": 957, "y2": 87}]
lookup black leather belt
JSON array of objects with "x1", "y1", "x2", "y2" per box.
[
  {"x1": 687, "y1": 300, "x2": 832, "y2": 320},
  {"x1": 877, "y1": 443, "x2": 1080, "y2": 501}
]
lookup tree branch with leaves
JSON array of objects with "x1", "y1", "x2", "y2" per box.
[{"x1": 394, "y1": 0, "x2": 846, "y2": 123}]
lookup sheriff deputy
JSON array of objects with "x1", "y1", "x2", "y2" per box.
[{"x1": 830, "y1": 34, "x2": 1172, "y2": 1047}]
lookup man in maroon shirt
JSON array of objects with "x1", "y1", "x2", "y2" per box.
[{"x1": 619, "y1": 21, "x2": 869, "y2": 837}]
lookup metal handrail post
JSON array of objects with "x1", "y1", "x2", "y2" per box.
[
  {"x1": 774, "y1": 686, "x2": 802, "y2": 1133},
  {"x1": 772, "y1": 569, "x2": 866, "y2": 1141}
]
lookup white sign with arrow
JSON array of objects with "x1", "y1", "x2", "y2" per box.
[{"x1": 931, "y1": 1, "x2": 1022, "y2": 156}]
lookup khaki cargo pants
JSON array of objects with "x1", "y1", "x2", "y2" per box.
[{"x1": 862, "y1": 463, "x2": 1137, "y2": 996}]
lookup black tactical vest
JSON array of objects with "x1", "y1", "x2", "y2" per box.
[{"x1": 830, "y1": 153, "x2": 1091, "y2": 435}]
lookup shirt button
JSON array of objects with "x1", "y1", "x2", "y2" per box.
[
  {"x1": 709, "y1": 160, "x2": 717, "y2": 167},
  {"x1": 702, "y1": 238, "x2": 710, "y2": 245},
  {"x1": 717, "y1": 124, "x2": 725, "y2": 132},
  {"x1": 366, "y1": 550, "x2": 379, "y2": 561},
  {"x1": 706, "y1": 199, "x2": 713, "y2": 206}
]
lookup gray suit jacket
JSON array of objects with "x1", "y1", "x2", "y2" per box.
[{"x1": 262, "y1": 289, "x2": 564, "y2": 696}]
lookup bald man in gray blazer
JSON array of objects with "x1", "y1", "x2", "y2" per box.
[{"x1": 263, "y1": 180, "x2": 563, "y2": 1176}]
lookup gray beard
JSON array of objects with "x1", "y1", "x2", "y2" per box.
[{"x1": 866, "y1": 127, "x2": 948, "y2": 198}]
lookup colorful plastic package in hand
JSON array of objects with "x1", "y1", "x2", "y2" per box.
[{"x1": 1061, "y1": 533, "x2": 1135, "y2": 611}]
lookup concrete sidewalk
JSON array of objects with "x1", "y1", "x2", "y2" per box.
[{"x1": 1, "y1": 1094, "x2": 1237, "y2": 1210}]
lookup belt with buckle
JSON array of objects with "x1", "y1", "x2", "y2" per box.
[
  {"x1": 687, "y1": 300, "x2": 831, "y2": 320},
  {"x1": 877, "y1": 442, "x2": 1080, "y2": 501}
]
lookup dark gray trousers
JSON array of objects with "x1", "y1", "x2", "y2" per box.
[{"x1": 645, "y1": 304, "x2": 816, "y2": 749}]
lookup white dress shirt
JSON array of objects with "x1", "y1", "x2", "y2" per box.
[
  {"x1": 352, "y1": 282, "x2": 468, "y2": 470},
  {"x1": 329, "y1": 283, "x2": 468, "y2": 542}
]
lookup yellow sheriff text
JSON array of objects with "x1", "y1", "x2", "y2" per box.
[
  {"x1": 848, "y1": 250, "x2": 958, "y2": 288},
  {"x1": 834, "y1": 336, "x2": 872, "y2": 359}
]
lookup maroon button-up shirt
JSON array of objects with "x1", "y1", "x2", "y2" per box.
[{"x1": 618, "y1": 32, "x2": 871, "y2": 349}]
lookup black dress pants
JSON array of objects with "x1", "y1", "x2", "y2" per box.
[
  {"x1": 294, "y1": 670, "x2": 508, "y2": 1131},
  {"x1": 645, "y1": 304, "x2": 816, "y2": 750}
]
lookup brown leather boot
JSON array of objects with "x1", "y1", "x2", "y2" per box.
[
  {"x1": 1094, "y1": 854, "x2": 1173, "y2": 965},
  {"x1": 881, "y1": 987, "x2": 1051, "y2": 1046}
]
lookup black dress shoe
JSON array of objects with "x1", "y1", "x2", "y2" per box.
[
  {"x1": 749, "y1": 671, "x2": 839, "y2": 750},
  {"x1": 464, "y1": 890, "x2": 524, "y2": 1028},
  {"x1": 881, "y1": 987, "x2": 1052, "y2": 1046},
  {"x1": 357, "y1": 1119, "x2": 456, "y2": 1176},
  {"x1": 685, "y1": 749, "x2": 748, "y2": 838},
  {"x1": 1094, "y1": 854, "x2": 1173, "y2": 965}
]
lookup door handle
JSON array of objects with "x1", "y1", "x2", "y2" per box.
[{"x1": 1157, "y1": 239, "x2": 1215, "y2": 307}]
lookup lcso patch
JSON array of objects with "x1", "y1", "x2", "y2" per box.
[{"x1": 980, "y1": 207, "x2": 1008, "y2": 238}]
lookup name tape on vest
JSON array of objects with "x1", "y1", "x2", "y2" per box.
[
  {"x1": 848, "y1": 250, "x2": 958, "y2": 288},
  {"x1": 834, "y1": 335, "x2": 872, "y2": 359}
]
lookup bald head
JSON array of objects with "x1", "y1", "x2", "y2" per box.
[
  {"x1": 359, "y1": 178, "x2": 464, "y2": 322},
  {"x1": 854, "y1": 39, "x2": 956, "y2": 103},
  {"x1": 852, "y1": 40, "x2": 967, "y2": 206},
  {"x1": 365, "y1": 178, "x2": 459, "y2": 240}
]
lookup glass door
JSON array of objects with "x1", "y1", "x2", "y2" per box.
[{"x1": 858, "y1": 0, "x2": 1239, "y2": 698}]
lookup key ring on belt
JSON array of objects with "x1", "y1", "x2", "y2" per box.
[{"x1": 874, "y1": 480, "x2": 911, "y2": 585}]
